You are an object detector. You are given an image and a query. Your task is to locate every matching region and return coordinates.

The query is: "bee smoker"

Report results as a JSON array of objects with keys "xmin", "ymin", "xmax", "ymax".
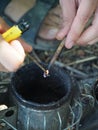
[{"xmin": 10, "ymin": 62, "xmax": 72, "ymax": 130}]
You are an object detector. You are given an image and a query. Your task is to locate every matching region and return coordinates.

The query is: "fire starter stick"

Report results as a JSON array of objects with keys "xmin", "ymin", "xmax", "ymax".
[{"xmin": 48, "ymin": 39, "xmax": 65, "ymax": 70}]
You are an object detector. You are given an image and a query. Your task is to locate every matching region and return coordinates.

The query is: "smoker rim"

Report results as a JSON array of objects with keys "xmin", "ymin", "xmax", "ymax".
[{"xmin": 10, "ymin": 63, "xmax": 72, "ymax": 110}]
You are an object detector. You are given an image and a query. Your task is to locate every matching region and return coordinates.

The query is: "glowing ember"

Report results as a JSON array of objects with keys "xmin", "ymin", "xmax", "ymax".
[{"xmin": 43, "ymin": 70, "xmax": 49, "ymax": 78}]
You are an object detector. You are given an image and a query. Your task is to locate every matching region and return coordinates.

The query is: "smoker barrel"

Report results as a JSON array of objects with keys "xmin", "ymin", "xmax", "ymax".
[
  {"xmin": 93, "ymin": 81, "xmax": 98, "ymax": 103},
  {"xmin": 10, "ymin": 62, "xmax": 72, "ymax": 130}
]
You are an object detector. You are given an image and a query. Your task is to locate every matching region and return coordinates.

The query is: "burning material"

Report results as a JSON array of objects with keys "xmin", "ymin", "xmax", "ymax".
[
  {"xmin": 43, "ymin": 69, "xmax": 50, "ymax": 78},
  {"xmin": 27, "ymin": 39, "xmax": 65, "ymax": 79},
  {"xmin": 27, "ymin": 53, "xmax": 50, "ymax": 78}
]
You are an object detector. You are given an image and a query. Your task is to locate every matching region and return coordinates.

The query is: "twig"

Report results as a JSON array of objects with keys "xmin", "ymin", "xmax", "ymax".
[
  {"xmin": 67, "ymin": 56, "xmax": 98, "ymax": 66},
  {"xmin": 27, "ymin": 54, "xmax": 49, "ymax": 77},
  {"xmin": 55, "ymin": 61, "xmax": 88, "ymax": 77},
  {"xmin": 27, "ymin": 54, "xmax": 46, "ymax": 72},
  {"xmin": 48, "ymin": 39, "xmax": 65, "ymax": 69},
  {"xmin": 30, "ymin": 50, "xmax": 41, "ymax": 63},
  {"xmin": 0, "ymin": 119, "xmax": 17, "ymax": 130},
  {"xmin": 0, "ymin": 81, "xmax": 9, "ymax": 85}
]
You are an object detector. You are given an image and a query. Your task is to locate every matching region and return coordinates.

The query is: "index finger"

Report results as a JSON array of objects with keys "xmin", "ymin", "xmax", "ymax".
[{"xmin": 65, "ymin": 0, "xmax": 98, "ymax": 49}]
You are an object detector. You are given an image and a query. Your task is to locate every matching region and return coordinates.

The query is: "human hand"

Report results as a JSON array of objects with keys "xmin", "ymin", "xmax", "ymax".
[
  {"xmin": 56, "ymin": 0, "xmax": 98, "ymax": 49},
  {"xmin": 0, "ymin": 17, "xmax": 32, "ymax": 72},
  {"xmin": 0, "ymin": 35, "xmax": 25, "ymax": 72}
]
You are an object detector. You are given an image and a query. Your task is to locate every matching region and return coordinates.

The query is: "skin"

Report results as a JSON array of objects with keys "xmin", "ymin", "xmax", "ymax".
[
  {"xmin": 56, "ymin": 0, "xmax": 98, "ymax": 49},
  {"xmin": 0, "ymin": 0, "xmax": 98, "ymax": 71},
  {"xmin": 0, "ymin": 17, "xmax": 32, "ymax": 72}
]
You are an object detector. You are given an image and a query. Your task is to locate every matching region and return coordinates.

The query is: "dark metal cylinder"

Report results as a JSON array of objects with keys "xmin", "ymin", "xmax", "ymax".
[{"xmin": 11, "ymin": 63, "xmax": 72, "ymax": 130}]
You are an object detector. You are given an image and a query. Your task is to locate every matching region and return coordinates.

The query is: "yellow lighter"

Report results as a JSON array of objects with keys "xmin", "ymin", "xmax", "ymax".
[
  {"xmin": 2, "ymin": 21, "xmax": 30, "ymax": 42},
  {"xmin": 2, "ymin": 21, "xmax": 50, "ymax": 77}
]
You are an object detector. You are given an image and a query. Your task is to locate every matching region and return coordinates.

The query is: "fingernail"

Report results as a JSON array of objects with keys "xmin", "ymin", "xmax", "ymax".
[{"xmin": 66, "ymin": 41, "xmax": 74, "ymax": 49}]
